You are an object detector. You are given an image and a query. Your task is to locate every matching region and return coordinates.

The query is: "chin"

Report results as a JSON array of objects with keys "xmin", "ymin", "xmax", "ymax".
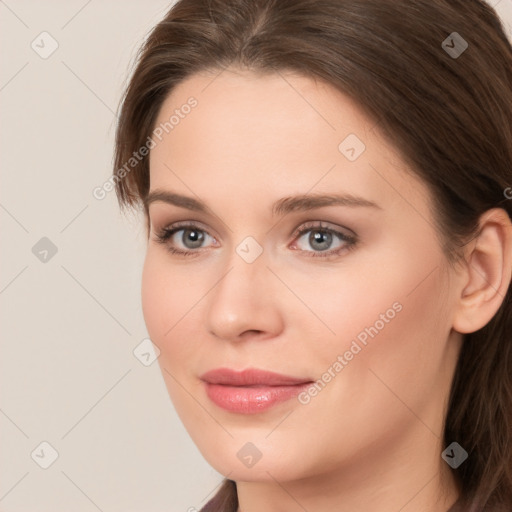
[{"xmin": 195, "ymin": 437, "xmax": 315, "ymax": 483}]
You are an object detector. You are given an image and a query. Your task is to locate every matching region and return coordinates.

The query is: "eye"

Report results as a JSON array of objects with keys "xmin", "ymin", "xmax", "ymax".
[
  {"xmin": 290, "ymin": 221, "xmax": 357, "ymax": 258},
  {"xmin": 153, "ymin": 221, "xmax": 216, "ymax": 257}
]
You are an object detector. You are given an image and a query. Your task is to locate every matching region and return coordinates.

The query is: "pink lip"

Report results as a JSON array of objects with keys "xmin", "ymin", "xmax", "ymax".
[{"xmin": 200, "ymin": 368, "xmax": 313, "ymax": 414}]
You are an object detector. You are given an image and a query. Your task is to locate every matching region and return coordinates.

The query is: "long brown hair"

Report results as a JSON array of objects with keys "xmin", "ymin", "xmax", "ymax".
[{"xmin": 113, "ymin": 1, "xmax": 512, "ymax": 510}]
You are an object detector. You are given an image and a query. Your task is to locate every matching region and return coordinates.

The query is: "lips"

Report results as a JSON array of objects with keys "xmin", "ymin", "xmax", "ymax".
[
  {"xmin": 200, "ymin": 368, "xmax": 314, "ymax": 414},
  {"xmin": 200, "ymin": 367, "xmax": 312, "ymax": 386}
]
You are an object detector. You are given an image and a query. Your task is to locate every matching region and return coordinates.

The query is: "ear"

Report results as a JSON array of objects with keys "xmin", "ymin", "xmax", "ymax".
[{"xmin": 452, "ymin": 208, "xmax": 512, "ymax": 334}]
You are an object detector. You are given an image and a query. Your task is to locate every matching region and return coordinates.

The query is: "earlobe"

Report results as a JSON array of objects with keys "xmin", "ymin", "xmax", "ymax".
[{"xmin": 452, "ymin": 208, "xmax": 512, "ymax": 334}]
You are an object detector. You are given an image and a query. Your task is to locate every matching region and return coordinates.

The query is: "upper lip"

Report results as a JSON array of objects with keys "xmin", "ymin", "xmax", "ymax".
[{"xmin": 200, "ymin": 368, "xmax": 313, "ymax": 387}]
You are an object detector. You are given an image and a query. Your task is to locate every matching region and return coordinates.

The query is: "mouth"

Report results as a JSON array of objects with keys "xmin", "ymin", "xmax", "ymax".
[{"xmin": 199, "ymin": 368, "xmax": 314, "ymax": 414}]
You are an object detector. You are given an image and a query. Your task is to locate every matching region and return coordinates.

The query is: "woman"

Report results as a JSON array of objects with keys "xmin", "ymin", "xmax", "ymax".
[{"xmin": 112, "ymin": 1, "xmax": 512, "ymax": 510}]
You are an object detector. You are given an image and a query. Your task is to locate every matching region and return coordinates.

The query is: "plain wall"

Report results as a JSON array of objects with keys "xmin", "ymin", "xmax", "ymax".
[{"xmin": 1, "ymin": 1, "xmax": 511, "ymax": 510}]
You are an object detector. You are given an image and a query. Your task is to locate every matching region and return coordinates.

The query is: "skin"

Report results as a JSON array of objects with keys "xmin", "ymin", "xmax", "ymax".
[{"xmin": 141, "ymin": 67, "xmax": 512, "ymax": 512}]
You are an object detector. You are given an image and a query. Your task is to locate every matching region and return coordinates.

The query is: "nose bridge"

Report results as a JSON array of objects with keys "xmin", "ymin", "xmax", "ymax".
[
  {"xmin": 205, "ymin": 240, "xmax": 282, "ymax": 341},
  {"xmin": 216, "ymin": 232, "xmax": 269, "ymax": 300}
]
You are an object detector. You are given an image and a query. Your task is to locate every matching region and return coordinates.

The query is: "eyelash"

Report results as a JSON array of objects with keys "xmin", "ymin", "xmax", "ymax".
[{"xmin": 153, "ymin": 221, "xmax": 357, "ymax": 259}]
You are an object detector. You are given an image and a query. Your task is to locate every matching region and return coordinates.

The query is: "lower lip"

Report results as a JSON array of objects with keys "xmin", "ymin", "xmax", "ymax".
[{"xmin": 203, "ymin": 382, "xmax": 312, "ymax": 414}]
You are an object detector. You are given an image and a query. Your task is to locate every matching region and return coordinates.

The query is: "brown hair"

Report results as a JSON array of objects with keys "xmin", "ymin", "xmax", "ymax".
[{"xmin": 113, "ymin": 1, "xmax": 512, "ymax": 510}]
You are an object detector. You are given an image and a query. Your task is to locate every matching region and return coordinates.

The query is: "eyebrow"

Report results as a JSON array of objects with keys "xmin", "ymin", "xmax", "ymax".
[{"xmin": 144, "ymin": 189, "xmax": 381, "ymax": 216}]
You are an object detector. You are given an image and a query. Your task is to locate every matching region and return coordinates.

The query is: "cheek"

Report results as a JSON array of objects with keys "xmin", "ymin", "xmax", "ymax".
[
  {"xmin": 309, "ymin": 256, "xmax": 451, "ymax": 424},
  {"xmin": 141, "ymin": 249, "xmax": 215, "ymax": 387},
  {"xmin": 306, "ymin": 240, "xmax": 448, "ymax": 359},
  {"xmin": 141, "ymin": 253, "xmax": 167, "ymax": 339},
  {"xmin": 141, "ymin": 251, "xmax": 191, "ymax": 351},
  {"xmin": 278, "ymin": 252, "xmax": 409, "ymax": 361},
  {"xmin": 141, "ymin": 252, "xmax": 201, "ymax": 409},
  {"xmin": 292, "ymin": 242, "xmax": 451, "ymax": 395}
]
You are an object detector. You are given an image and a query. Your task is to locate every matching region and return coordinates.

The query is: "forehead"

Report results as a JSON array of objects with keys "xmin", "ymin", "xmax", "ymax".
[
  {"xmin": 150, "ymin": 67, "xmax": 374, "ymax": 165},
  {"xmin": 148, "ymin": 67, "xmax": 429, "ymax": 218}
]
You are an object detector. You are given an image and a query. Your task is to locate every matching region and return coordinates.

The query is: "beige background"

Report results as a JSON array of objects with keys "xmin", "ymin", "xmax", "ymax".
[{"xmin": 1, "ymin": 1, "xmax": 511, "ymax": 511}]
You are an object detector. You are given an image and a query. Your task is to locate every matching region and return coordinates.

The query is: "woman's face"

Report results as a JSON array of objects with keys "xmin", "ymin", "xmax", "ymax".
[{"xmin": 142, "ymin": 68, "xmax": 464, "ymax": 483}]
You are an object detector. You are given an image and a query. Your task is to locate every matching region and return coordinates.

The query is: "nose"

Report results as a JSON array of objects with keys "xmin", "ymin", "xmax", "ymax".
[{"xmin": 205, "ymin": 249, "xmax": 284, "ymax": 343}]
